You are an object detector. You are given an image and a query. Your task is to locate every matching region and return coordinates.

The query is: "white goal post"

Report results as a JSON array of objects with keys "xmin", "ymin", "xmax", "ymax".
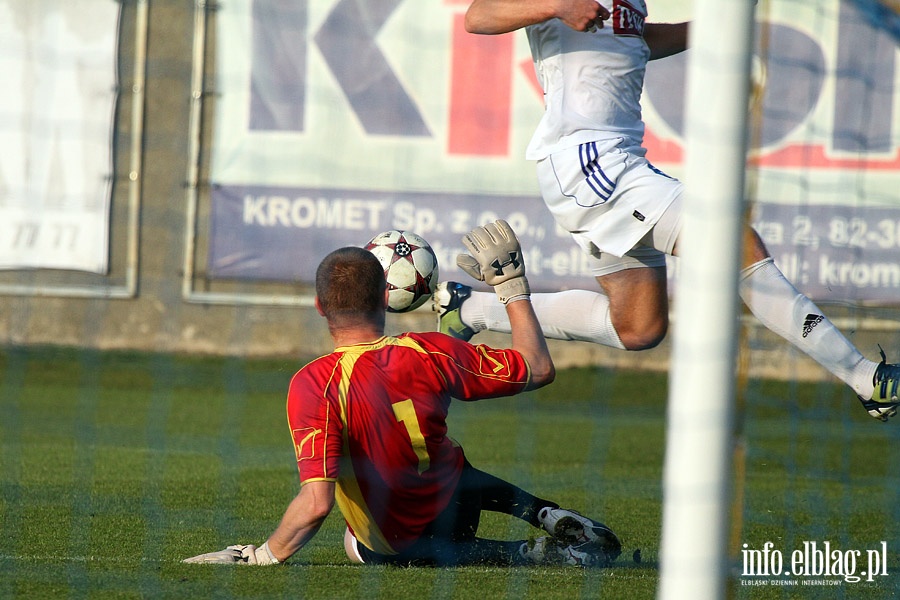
[{"xmin": 657, "ymin": 0, "xmax": 756, "ymax": 598}]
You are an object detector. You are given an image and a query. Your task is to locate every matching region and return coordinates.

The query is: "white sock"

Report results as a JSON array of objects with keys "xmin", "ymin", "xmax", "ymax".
[
  {"xmin": 462, "ymin": 289, "xmax": 626, "ymax": 350},
  {"xmin": 739, "ymin": 258, "xmax": 878, "ymax": 397}
]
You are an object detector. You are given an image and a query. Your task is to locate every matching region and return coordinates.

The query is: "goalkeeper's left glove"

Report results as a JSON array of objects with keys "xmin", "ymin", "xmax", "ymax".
[
  {"xmin": 182, "ymin": 542, "xmax": 280, "ymax": 565},
  {"xmin": 457, "ymin": 220, "xmax": 530, "ymax": 304}
]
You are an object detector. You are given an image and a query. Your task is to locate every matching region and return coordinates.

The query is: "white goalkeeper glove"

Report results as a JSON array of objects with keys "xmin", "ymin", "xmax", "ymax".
[
  {"xmin": 457, "ymin": 220, "xmax": 531, "ymax": 304},
  {"xmin": 182, "ymin": 542, "xmax": 280, "ymax": 565}
]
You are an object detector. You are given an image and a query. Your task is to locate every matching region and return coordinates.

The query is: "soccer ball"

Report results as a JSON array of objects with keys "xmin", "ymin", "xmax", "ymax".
[{"xmin": 365, "ymin": 230, "xmax": 439, "ymax": 313}]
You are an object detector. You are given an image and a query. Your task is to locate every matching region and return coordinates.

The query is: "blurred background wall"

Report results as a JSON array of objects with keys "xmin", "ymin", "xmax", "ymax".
[{"xmin": 1, "ymin": 0, "xmax": 897, "ymax": 380}]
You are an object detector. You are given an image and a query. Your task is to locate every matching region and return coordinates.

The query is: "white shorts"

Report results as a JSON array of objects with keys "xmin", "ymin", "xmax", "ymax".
[{"xmin": 536, "ymin": 138, "xmax": 683, "ymax": 276}]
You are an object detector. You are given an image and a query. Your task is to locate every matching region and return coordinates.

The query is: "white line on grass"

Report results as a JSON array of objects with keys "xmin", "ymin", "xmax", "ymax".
[{"xmin": 0, "ymin": 554, "xmax": 168, "ymax": 564}]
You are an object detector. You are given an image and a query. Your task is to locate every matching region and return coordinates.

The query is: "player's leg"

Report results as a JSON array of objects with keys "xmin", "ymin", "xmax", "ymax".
[
  {"xmin": 409, "ymin": 536, "xmax": 605, "ymax": 567},
  {"xmin": 456, "ymin": 461, "xmax": 622, "ymax": 564},
  {"xmin": 344, "ymin": 509, "xmax": 526, "ymax": 566},
  {"xmin": 454, "ymin": 461, "xmax": 556, "ymax": 526},
  {"xmin": 434, "ymin": 283, "xmax": 625, "ymax": 347},
  {"xmin": 342, "ymin": 461, "xmax": 552, "ymax": 567},
  {"xmin": 433, "ymin": 252, "xmax": 667, "ymax": 350},
  {"xmin": 593, "ymin": 177, "xmax": 682, "ymax": 351},
  {"xmin": 736, "ymin": 225, "xmax": 877, "ymax": 391},
  {"xmin": 596, "ymin": 262, "xmax": 668, "ymax": 350},
  {"xmin": 732, "ymin": 225, "xmax": 898, "ymax": 419},
  {"xmin": 662, "ymin": 193, "xmax": 896, "ymax": 419},
  {"xmin": 358, "ymin": 461, "xmax": 543, "ymax": 566},
  {"xmin": 346, "ymin": 519, "xmax": 601, "ymax": 567}
]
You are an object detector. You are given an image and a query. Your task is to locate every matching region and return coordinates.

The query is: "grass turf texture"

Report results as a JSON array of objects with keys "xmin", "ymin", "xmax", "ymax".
[{"xmin": 2, "ymin": 345, "xmax": 899, "ymax": 598}]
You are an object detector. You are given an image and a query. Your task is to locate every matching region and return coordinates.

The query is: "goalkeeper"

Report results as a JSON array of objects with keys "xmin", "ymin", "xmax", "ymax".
[{"xmin": 184, "ymin": 221, "xmax": 621, "ymax": 568}]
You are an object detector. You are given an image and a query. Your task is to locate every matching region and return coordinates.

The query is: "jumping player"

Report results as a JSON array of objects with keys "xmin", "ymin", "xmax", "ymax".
[
  {"xmin": 434, "ymin": 0, "xmax": 900, "ymax": 421},
  {"xmin": 183, "ymin": 221, "xmax": 621, "ymax": 567}
]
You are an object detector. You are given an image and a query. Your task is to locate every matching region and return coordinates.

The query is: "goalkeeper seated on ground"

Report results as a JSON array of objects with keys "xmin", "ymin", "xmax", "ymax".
[{"xmin": 184, "ymin": 221, "xmax": 621, "ymax": 568}]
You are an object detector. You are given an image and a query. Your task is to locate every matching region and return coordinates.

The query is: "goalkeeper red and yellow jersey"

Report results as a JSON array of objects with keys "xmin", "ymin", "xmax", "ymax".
[{"xmin": 286, "ymin": 331, "xmax": 531, "ymax": 555}]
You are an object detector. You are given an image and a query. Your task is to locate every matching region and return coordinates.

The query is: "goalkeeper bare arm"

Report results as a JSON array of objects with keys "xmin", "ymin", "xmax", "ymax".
[
  {"xmin": 265, "ymin": 480, "xmax": 335, "ymax": 561},
  {"xmin": 457, "ymin": 220, "xmax": 554, "ymax": 390},
  {"xmin": 182, "ymin": 480, "xmax": 335, "ymax": 565}
]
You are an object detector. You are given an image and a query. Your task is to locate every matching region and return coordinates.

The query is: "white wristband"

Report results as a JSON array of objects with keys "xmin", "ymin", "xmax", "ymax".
[
  {"xmin": 495, "ymin": 276, "xmax": 531, "ymax": 305},
  {"xmin": 259, "ymin": 541, "xmax": 280, "ymax": 565}
]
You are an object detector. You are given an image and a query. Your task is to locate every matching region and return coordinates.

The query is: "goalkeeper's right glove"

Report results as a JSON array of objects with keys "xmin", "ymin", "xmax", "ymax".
[
  {"xmin": 182, "ymin": 542, "xmax": 280, "ymax": 565},
  {"xmin": 456, "ymin": 220, "xmax": 531, "ymax": 304}
]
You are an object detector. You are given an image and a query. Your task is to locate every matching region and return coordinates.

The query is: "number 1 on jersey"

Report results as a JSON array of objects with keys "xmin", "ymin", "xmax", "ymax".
[{"xmin": 392, "ymin": 399, "xmax": 431, "ymax": 474}]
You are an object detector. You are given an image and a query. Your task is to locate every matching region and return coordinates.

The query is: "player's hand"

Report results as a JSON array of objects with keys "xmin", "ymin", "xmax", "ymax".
[
  {"xmin": 457, "ymin": 220, "xmax": 531, "ymax": 304},
  {"xmin": 183, "ymin": 543, "xmax": 280, "ymax": 565},
  {"xmin": 182, "ymin": 546, "xmax": 244, "ymax": 564},
  {"xmin": 558, "ymin": 0, "xmax": 610, "ymax": 33}
]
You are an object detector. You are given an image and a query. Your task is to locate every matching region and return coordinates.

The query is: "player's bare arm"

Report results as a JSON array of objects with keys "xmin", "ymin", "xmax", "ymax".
[
  {"xmin": 506, "ymin": 299, "xmax": 555, "ymax": 390},
  {"xmin": 181, "ymin": 480, "xmax": 335, "ymax": 565},
  {"xmin": 266, "ymin": 480, "xmax": 336, "ymax": 561},
  {"xmin": 644, "ymin": 22, "xmax": 689, "ymax": 60},
  {"xmin": 465, "ymin": 0, "xmax": 609, "ymax": 34}
]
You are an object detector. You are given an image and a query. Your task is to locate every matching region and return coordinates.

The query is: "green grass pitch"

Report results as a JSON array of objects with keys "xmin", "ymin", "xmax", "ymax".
[{"xmin": 1, "ymin": 345, "xmax": 899, "ymax": 598}]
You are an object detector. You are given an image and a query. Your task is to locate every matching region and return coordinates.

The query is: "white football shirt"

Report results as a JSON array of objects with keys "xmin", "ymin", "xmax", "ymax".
[{"xmin": 525, "ymin": 0, "xmax": 650, "ymax": 160}]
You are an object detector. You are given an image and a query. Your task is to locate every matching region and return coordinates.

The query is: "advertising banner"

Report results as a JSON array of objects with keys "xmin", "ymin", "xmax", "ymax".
[
  {"xmin": 0, "ymin": 0, "xmax": 119, "ymax": 273},
  {"xmin": 210, "ymin": 0, "xmax": 900, "ymax": 302}
]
